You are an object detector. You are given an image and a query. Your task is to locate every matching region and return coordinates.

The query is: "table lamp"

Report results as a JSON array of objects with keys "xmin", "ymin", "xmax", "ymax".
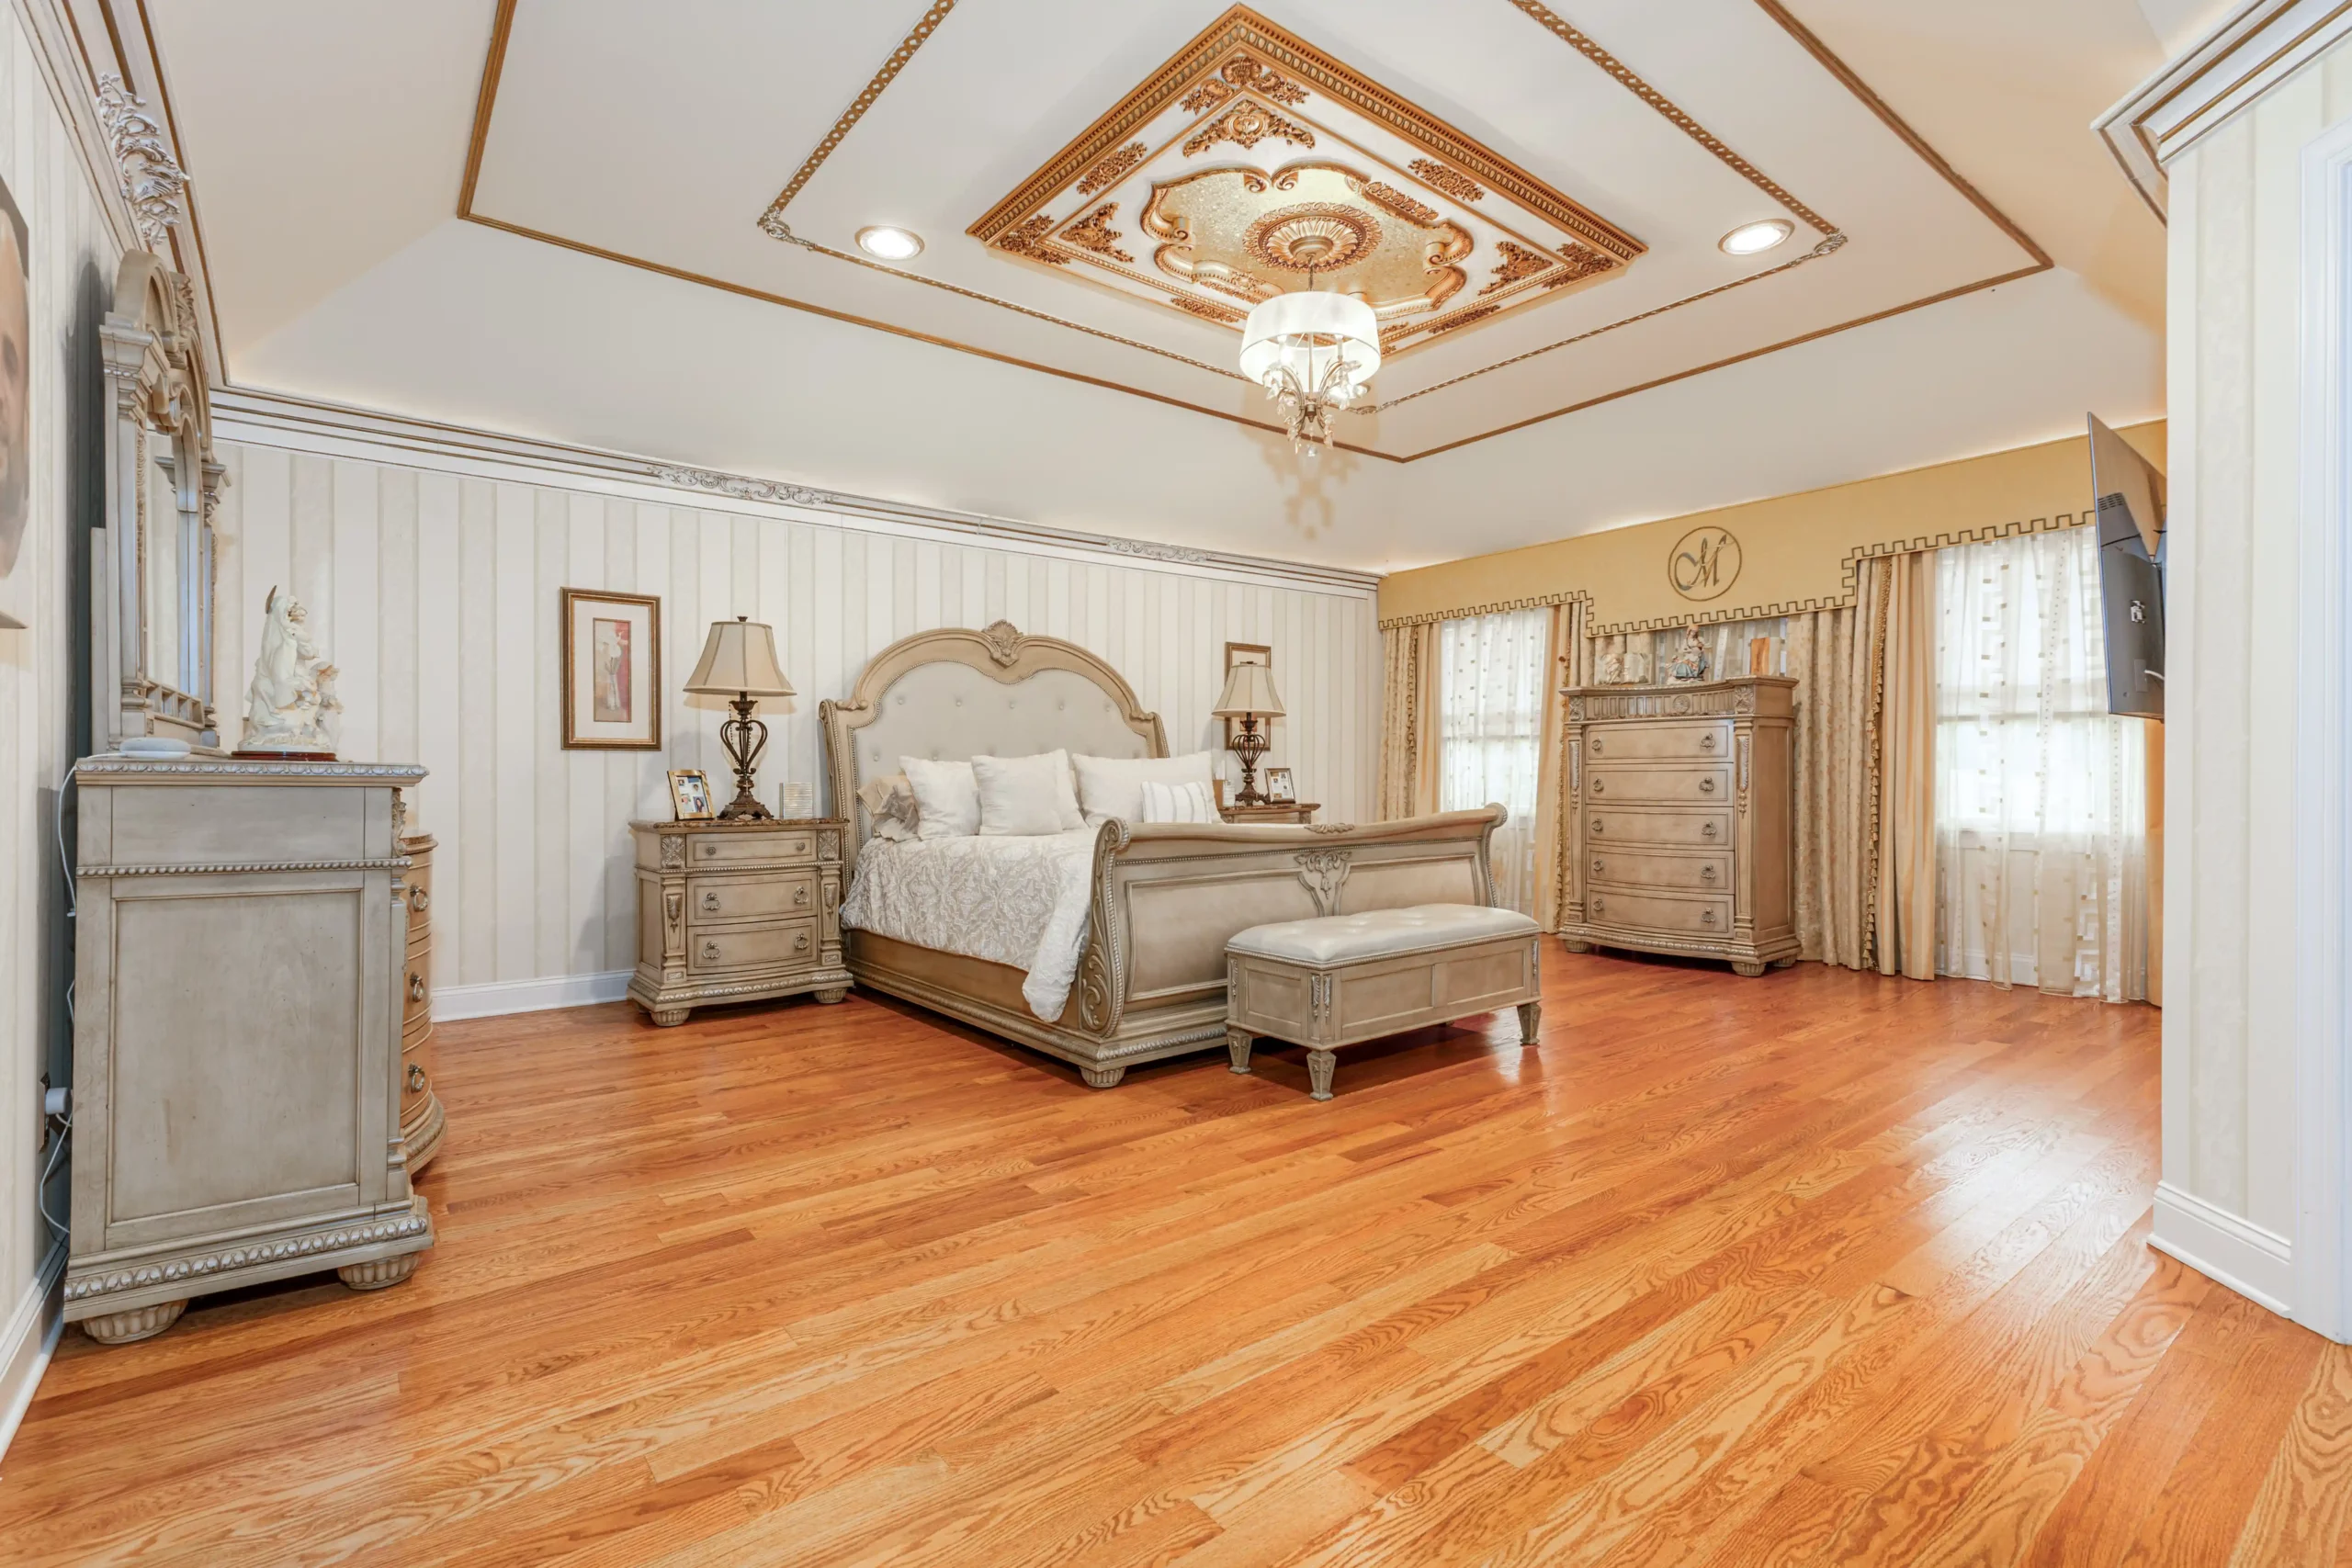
[
  {"xmin": 683, "ymin": 615, "xmax": 795, "ymax": 820},
  {"xmin": 1212, "ymin": 662, "xmax": 1285, "ymax": 806}
]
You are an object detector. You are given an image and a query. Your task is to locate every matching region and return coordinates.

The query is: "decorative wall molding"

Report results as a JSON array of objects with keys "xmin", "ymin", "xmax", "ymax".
[
  {"xmin": 94, "ymin": 73, "xmax": 187, "ymax": 249},
  {"xmin": 753, "ymin": 0, "xmax": 961, "ymax": 232},
  {"xmin": 434, "ymin": 970, "xmax": 635, "ymax": 1021},
  {"xmin": 0, "ymin": 1242, "xmax": 65, "ymax": 1465},
  {"xmin": 208, "ymin": 387, "xmax": 1379, "ymax": 596},
  {"xmin": 2097, "ymin": 0, "xmax": 2352, "ymax": 219},
  {"xmin": 2153, "ymin": 1179, "xmax": 2296, "ymax": 1315}
]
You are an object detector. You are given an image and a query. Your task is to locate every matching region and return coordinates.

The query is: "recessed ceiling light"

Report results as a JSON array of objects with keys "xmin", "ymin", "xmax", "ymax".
[
  {"xmin": 855, "ymin": 225, "xmax": 924, "ymax": 261},
  {"xmin": 1719, "ymin": 220, "xmax": 1794, "ymax": 256}
]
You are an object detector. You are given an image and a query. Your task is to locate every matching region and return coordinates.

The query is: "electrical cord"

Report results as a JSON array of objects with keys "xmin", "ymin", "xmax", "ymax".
[
  {"xmin": 36, "ymin": 1111, "xmax": 70, "ymax": 1241},
  {"xmin": 41, "ymin": 761, "xmax": 75, "ymax": 1240}
]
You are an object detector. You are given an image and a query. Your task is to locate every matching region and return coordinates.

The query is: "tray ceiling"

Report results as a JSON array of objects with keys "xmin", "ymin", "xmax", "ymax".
[{"xmin": 455, "ymin": 0, "xmax": 2048, "ymax": 462}]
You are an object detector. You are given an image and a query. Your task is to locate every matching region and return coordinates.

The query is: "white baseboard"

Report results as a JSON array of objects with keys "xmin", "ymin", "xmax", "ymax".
[
  {"xmin": 2152, "ymin": 1180, "xmax": 2294, "ymax": 1316},
  {"xmin": 434, "ymin": 970, "xmax": 634, "ymax": 1021},
  {"xmin": 0, "ymin": 1239, "xmax": 67, "ymax": 1471}
]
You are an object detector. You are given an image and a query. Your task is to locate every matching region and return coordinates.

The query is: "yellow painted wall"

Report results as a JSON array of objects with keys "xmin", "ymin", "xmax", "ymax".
[{"xmin": 1378, "ymin": 421, "xmax": 2166, "ymax": 632}]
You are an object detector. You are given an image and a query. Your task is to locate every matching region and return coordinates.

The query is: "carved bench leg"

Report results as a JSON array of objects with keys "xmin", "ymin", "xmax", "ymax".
[
  {"xmin": 1080, "ymin": 1064, "xmax": 1126, "ymax": 1089},
  {"xmin": 1306, "ymin": 1049, "xmax": 1337, "ymax": 1101},
  {"xmin": 338, "ymin": 1253, "xmax": 423, "ymax": 1292},
  {"xmin": 80, "ymin": 1299, "xmax": 186, "ymax": 1345},
  {"xmin": 649, "ymin": 1006, "xmax": 690, "ymax": 1027},
  {"xmin": 1516, "ymin": 999, "xmax": 1542, "ymax": 1044},
  {"xmin": 1227, "ymin": 1027, "xmax": 1254, "ymax": 1074}
]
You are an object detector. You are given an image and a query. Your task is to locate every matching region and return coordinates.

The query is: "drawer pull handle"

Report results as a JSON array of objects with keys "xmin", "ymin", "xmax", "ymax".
[
  {"xmin": 1591, "ymin": 897, "xmax": 1605, "ymax": 916},
  {"xmin": 702, "ymin": 941, "xmax": 720, "ymax": 961},
  {"xmin": 408, "ymin": 1063, "xmax": 426, "ymax": 1091},
  {"xmin": 796, "ymin": 932, "xmax": 810, "ymax": 953},
  {"xmin": 700, "ymin": 842, "xmax": 718, "ymax": 858},
  {"xmin": 1592, "ymin": 779, "xmax": 1605, "ymax": 795},
  {"xmin": 408, "ymin": 973, "xmax": 425, "ymax": 1003},
  {"xmin": 702, "ymin": 890, "xmax": 721, "ymax": 912},
  {"xmin": 408, "ymin": 886, "xmax": 430, "ymax": 914},
  {"xmin": 1702, "ymin": 822, "xmax": 1718, "ymax": 840},
  {"xmin": 1591, "ymin": 738, "xmax": 1603, "ymax": 755},
  {"xmin": 795, "ymin": 886, "xmax": 810, "ymax": 907},
  {"xmin": 1702, "ymin": 910, "xmax": 1717, "ymax": 927},
  {"xmin": 1701, "ymin": 734, "xmax": 1717, "ymax": 751},
  {"xmin": 1592, "ymin": 859, "xmax": 1605, "ymax": 876},
  {"xmin": 1591, "ymin": 820, "xmax": 1605, "ymax": 836},
  {"xmin": 1699, "ymin": 779, "xmax": 1716, "ymax": 795},
  {"xmin": 1702, "ymin": 865, "xmax": 1717, "ymax": 884}
]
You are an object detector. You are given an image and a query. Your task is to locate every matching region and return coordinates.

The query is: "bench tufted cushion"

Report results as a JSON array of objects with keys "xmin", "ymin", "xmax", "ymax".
[{"xmin": 1227, "ymin": 904, "xmax": 1539, "ymax": 965}]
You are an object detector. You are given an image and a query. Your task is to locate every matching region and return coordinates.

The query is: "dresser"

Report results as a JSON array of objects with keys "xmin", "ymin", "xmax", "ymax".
[
  {"xmin": 1221, "ymin": 802, "xmax": 1319, "ymax": 825},
  {"xmin": 398, "ymin": 831, "xmax": 447, "ymax": 1172},
  {"xmin": 67, "ymin": 757, "xmax": 435, "ymax": 1345},
  {"xmin": 628, "ymin": 818, "xmax": 853, "ymax": 1025},
  {"xmin": 1558, "ymin": 677, "xmax": 1799, "ymax": 976}
]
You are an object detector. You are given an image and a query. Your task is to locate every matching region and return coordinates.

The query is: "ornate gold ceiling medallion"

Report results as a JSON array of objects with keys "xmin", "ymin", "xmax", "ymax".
[{"xmin": 971, "ymin": 6, "xmax": 1640, "ymax": 357}]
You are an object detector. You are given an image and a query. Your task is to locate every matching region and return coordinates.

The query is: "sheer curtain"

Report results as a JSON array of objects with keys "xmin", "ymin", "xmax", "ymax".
[
  {"xmin": 1935, "ymin": 527, "xmax": 2148, "ymax": 1000},
  {"xmin": 1440, "ymin": 609, "xmax": 1550, "ymax": 913}
]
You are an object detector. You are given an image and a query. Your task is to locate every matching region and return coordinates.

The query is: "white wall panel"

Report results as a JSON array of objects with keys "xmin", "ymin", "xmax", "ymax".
[{"xmin": 213, "ymin": 436, "xmax": 1382, "ymax": 1003}]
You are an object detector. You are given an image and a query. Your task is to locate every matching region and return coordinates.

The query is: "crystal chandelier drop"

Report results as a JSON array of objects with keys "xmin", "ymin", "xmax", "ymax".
[{"xmin": 1238, "ymin": 276, "xmax": 1381, "ymax": 456}]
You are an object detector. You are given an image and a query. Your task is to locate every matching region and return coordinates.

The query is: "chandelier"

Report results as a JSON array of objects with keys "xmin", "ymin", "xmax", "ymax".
[{"xmin": 1238, "ymin": 278, "xmax": 1381, "ymax": 456}]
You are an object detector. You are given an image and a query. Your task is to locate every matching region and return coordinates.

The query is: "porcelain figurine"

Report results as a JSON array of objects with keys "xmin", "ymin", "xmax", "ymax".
[
  {"xmin": 240, "ymin": 586, "xmax": 343, "ymax": 757},
  {"xmin": 1666, "ymin": 624, "xmax": 1710, "ymax": 684},
  {"xmin": 1597, "ymin": 649, "xmax": 1624, "ymax": 683}
]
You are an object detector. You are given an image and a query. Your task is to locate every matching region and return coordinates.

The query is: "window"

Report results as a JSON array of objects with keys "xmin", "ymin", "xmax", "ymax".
[
  {"xmin": 1934, "ymin": 526, "xmax": 2148, "ymax": 998},
  {"xmin": 1439, "ymin": 609, "xmax": 1549, "ymax": 913}
]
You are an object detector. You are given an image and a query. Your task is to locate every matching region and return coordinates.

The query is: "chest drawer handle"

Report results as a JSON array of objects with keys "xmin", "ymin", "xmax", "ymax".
[
  {"xmin": 795, "ymin": 886, "xmax": 811, "ymax": 907},
  {"xmin": 1702, "ymin": 909, "xmax": 1717, "ymax": 927},
  {"xmin": 408, "ymin": 1063, "xmax": 426, "ymax": 1091},
  {"xmin": 700, "ymin": 842, "xmax": 719, "ymax": 858},
  {"xmin": 1591, "ymin": 820, "xmax": 1605, "ymax": 836},
  {"xmin": 1702, "ymin": 822, "xmax": 1718, "ymax": 840},
  {"xmin": 795, "ymin": 931, "xmax": 810, "ymax": 953},
  {"xmin": 1699, "ymin": 778, "xmax": 1716, "ymax": 795},
  {"xmin": 1592, "ymin": 779, "xmax": 1605, "ymax": 795},
  {"xmin": 408, "ymin": 973, "xmax": 425, "ymax": 1003},
  {"xmin": 408, "ymin": 885, "xmax": 430, "ymax": 914},
  {"xmin": 1591, "ymin": 738, "xmax": 1603, "ymax": 755},
  {"xmin": 1591, "ymin": 897, "xmax": 1606, "ymax": 917},
  {"xmin": 1702, "ymin": 865, "xmax": 1717, "ymax": 884},
  {"xmin": 1701, "ymin": 734, "xmax": 1717, "ymax": 751},
  {"xmin": 1591, "ymin": 858, "xmax": 1605, "ymax": 876},
  {"xmin": 702, "ymin": 941, "xmax": 720, "ymax": 961},
  {"xmin": 701, "ymin": 890, "xmax": 721, "ymax": 913}
]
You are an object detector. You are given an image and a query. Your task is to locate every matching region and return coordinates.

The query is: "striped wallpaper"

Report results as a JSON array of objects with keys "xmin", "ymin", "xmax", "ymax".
[{"xmin": 211, "ymin": 439, "xmax": 1383, "ymax": 1005}]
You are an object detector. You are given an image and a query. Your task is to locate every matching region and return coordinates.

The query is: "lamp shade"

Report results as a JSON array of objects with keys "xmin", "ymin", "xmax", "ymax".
[
  {"xmin": 1238, "ymin": 290, "xmax": 1381, "ymax": 391},
  {"xmin": 1212, "ymin": 661, "xmax": 1285, "ymax": 718},
  {"xmin": 683, "ymin": 616, "xmax": 795, "ymax": 697}
]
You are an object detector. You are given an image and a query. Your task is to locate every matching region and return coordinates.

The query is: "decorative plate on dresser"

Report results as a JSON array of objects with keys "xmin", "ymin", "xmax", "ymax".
[
  {"xmin": 628, "ymin": 818, "xmax": 853, "ymax": 1026},
  {"xmin": 1557, "ymin": 677, "xmax": 1800, "ymax": 976},
  {"xmin": 398, "ymin": 831, "xmax": 446, "ymax": 1171}
]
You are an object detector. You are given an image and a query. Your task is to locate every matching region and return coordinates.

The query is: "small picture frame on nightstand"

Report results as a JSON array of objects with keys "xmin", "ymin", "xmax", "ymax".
[
  {"xmin": 1263, "ymin": 767, "xmax": 1295, "ymax": 804},
  {"xmin": 667, "ymin": 768, "xmax": 715, "ymax": 821}
]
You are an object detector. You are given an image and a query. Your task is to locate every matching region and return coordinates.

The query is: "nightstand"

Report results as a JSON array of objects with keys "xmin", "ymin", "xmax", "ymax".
[
  {"xmin": 628, "ymin": 818, "xmax": 852, "ymax": 1026},
  {"xmin": 1221, "ymin": 801, "xmax": 1318, "ymax": 825}
]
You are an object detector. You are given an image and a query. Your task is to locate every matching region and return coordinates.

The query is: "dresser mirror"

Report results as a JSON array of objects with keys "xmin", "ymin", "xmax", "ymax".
[{"xmin": 94, "ymin": 250, "xmax": 220, "ymax": 751}]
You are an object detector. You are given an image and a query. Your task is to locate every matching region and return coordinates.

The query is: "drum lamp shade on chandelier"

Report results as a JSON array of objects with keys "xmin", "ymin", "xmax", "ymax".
[
  {"xmin": 684, "ymin": 616, "xmax": 794, "ymax": 821},
  {"xmin": 1212, "ymin": 661, "xmax": 1287, "ymax": 806}
]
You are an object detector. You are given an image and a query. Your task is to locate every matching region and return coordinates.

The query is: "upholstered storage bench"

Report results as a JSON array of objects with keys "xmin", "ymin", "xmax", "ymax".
[{"xmin": 1225, "ymin": 904, "xmax": 1544, "ymax": 1100}]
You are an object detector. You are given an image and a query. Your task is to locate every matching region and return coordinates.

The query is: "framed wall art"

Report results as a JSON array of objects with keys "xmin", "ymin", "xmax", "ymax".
[
  {"xmin": 561, "ymin": 588, "xmax": 661, "ymax": 749},
  {"xmin": 1221, "ymin": 641, "xmax": 1272, "ymax": 748},
  {"xmin": 0, "ymin": 173, "xmax": 29, "ymax": 629}
]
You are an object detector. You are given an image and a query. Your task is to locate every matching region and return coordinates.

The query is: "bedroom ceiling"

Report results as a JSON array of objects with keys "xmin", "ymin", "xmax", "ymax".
[{"xmin": 129, "ymin": 0, "xmax": 2176, "ymax": 570}]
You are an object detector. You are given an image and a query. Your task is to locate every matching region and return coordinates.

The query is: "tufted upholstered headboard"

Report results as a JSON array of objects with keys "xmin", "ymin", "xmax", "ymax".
[{"xmin": 820, "ymin": 621, "xmax": 1166, "ymax": 875}]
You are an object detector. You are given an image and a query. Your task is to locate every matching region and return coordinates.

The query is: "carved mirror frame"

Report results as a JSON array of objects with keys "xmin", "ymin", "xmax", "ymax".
[{"xmin": 95, "ymin": 250, "xmax": 222, "ymax": 750}]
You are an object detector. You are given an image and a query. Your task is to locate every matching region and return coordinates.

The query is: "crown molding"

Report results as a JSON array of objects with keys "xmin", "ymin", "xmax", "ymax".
[
  {"xmin": 2097, "ymin": 0, "xmax": 2352, "ymax": 220},
  {"xmin": 207, "ymin": 386, "xmax": 1381, "ymax": 597}
]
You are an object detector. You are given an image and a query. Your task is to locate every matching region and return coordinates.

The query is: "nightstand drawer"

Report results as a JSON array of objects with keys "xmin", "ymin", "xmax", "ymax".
[
  {"xmin": 402, "ymin": 949, "xmax": 431, "ymax": 1027},
  {"xmin": 1587, "ymin": 848, "xmax": 1732, "ymax": 894},
  {"xmin": 690, "ymin": 872, "xmax": 817, "ymax": 925},
  {"xmin": 1587, "ymin": 765, "xmax": 1731, "ymax": 807},
  {"xmin": 1586, "ymin": 808, "xmax": 1731, "ymax": 848},
  {"xmin": 1586, "ymin": 888, "xmax": 1734, "ymax": 939},
  {"xmin": 689, "ymin": 830, "xmax": 817, "ymax": 868},
  {"xmin": 690, "ymin": 919, "xmax": 818, "ymax": 973}
]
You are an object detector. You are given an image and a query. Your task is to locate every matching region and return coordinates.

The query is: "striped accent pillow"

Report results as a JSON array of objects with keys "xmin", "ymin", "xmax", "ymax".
[{"xmin": 1138, "ymin": 779, "xmax": 1218, "ymax": 824}]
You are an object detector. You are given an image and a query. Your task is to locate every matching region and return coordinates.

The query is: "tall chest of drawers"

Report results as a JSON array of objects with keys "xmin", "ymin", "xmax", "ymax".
[
  {"xmin": 628, "ymin": 818, "xmax": 853, "ymax": 1026},
  {"xmin": 1558, "ymin": 677, "xmax": 1800, "ymax": 976}
]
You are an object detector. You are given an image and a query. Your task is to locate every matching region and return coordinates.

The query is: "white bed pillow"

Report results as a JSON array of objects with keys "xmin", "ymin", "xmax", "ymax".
[
  {"xmin": 899, "ymin": 756, "xmax": 982, "ymax": 839},
  {"xmin": 973, "ymin": 750, "xmax": 1084, "ymax": 836},
  {"xmin": 1139, "ymin": 779, "xmax": 1218, "ymax": 824},
  {"xmin": 1071, "ymin": 750, "xmax": 1218, "ymax": 824}
]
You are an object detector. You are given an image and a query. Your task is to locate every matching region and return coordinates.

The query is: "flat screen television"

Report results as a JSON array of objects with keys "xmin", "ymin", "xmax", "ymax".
[{"xmin": 2087, "ymin": 414, "xmax": 2165, "ymax": 720}]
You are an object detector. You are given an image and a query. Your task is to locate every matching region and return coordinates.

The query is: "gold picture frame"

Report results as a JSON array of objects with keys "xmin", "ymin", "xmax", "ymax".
[
  {"xmin": 1222, "ymin": 640, "xmax": 1272, "ymax": 748},
  {"xmin": 667, "ymin": 768, "xmax": 715, "ymax": 821},
  {"xmin": 1263, "ymin": 766, "xmax": 1295, "ymax": 805},
  {"xmin": 561, "ymin": 588, "xmax": 662, "ymax": 750}
]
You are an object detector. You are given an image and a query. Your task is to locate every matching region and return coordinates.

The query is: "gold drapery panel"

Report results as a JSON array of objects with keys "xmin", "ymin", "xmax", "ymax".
[
  {"xmin": 1786, "ymin": 575, "xmax": 1881, "ymax": 971},
  {"xmin": 1378, "ymin": 622, "xmax": 1442, "ymax": 820},
  {"xmin": 1876, "ymin": 550, "xmax": 1938, "ymax": 979},
  {"xmin": 1533, "ymin": 599, "xmax": 1587, "ymax": 931}
]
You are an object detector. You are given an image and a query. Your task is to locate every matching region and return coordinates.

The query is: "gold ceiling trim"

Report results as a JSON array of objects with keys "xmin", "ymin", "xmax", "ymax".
[
  {"xmin": 453, "ymin": 0, "xmax": 2054, "ymax": 462},
  {"xmin": 753, "ymin": 0, "xmax": 961, "ymax": 231},
  {"xmin": 967, "ymin": 6, "xmax": 1645, "ymax": 264}
]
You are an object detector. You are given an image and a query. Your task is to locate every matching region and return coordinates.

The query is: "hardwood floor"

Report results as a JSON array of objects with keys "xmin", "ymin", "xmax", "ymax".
[{"xmin": 6, "ymin": 951, "xmax": 2348, "ymax": 1566}]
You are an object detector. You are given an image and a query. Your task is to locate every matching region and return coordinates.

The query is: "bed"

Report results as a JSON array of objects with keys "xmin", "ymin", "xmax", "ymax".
[{"xmin": 820, "ymin": 621, "xmax": 1506, "ymax": 1087}]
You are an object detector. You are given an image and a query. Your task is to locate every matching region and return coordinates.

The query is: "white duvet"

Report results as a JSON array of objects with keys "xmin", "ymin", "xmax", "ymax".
[{"xmin": 839, "ymin": 829, "xmax": 1098, "ymax": 1021}]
